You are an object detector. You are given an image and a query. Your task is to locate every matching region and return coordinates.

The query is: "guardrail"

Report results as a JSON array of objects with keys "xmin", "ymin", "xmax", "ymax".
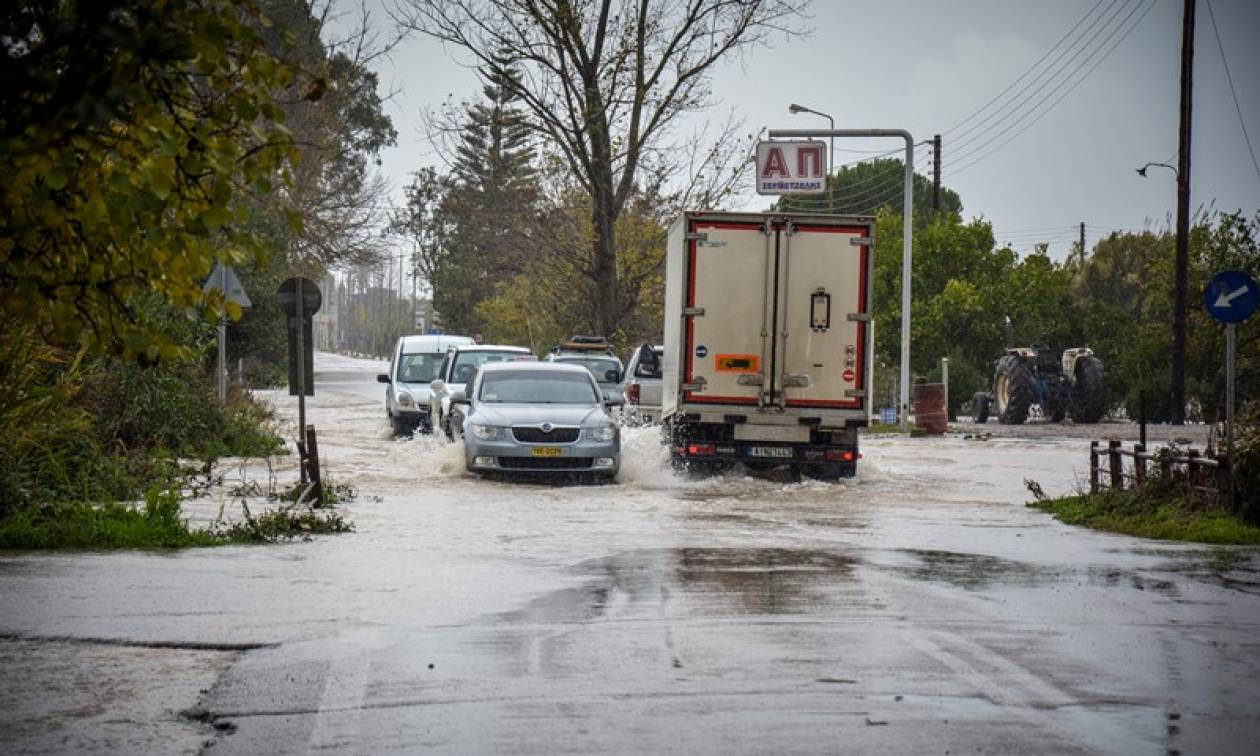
[{"xmin": 1089, "ymin": 439, "xmax": 1234, "ymax": 510}]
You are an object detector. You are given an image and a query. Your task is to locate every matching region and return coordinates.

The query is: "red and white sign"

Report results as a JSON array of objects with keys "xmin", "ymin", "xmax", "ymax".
[
  {"xmin": 756, "ymin": 140, "xmax": 827, "ymax": 195},
  {"xmin": 842, "ymin": 369, "xmax": 856, "ymax": 383}
]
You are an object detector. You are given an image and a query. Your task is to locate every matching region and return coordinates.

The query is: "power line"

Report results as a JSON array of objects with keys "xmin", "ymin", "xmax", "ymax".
[
  {"xmin": 949, "ymin": 0, "xmax": 1158, "ymax": 176},
  {"xmin": 1205, "ymin": 0, "xmax": 1260, "ymax": 186},
  {"xmin": 948, "ymin": 0, "xmax": 1131, "ymax": 151},
  {"xmin": 949, "ymin": 0, "xmax": 1147, "ymax": 165},
  {"xmin": 943, "ymin": 0, "xmax": 1110, "ymax": 137}
]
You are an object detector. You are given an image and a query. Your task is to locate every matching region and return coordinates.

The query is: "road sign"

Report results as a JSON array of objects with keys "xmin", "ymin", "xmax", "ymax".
[
  {"xmin": 202, "ymin": 262, "xmax": 251, "ymax": 308},
  {"xmin": 755, "ymin": 140, "xmax": 827, "ymax": 195},
  {"xmin": 278, "ymin": 276, "xmax": 322, "ymax": 317},
  {"xmin": 1203, "ymin": 269, "xmax": 1258, "ymax": 324}
]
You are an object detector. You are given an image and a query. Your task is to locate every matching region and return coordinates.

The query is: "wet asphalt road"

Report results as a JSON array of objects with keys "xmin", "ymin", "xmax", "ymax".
[{"xmin": 2, "ymin": 352, "xmax": 1259, "ymax": 755}]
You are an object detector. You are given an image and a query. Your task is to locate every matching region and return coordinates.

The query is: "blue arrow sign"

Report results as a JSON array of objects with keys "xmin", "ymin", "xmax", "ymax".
[{"xmin": 1204, "ymin": 270, "xmax": 1259, "ymax": 324}]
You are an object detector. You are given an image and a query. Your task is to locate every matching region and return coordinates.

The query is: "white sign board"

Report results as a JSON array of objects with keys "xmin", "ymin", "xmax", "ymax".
[{"xmin": 756, "ymin": 140, "xmax": 827, "ymax": 195}]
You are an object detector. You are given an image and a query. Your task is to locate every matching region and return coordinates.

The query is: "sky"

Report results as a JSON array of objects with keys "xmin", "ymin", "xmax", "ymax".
[{"xmin": 348, "ymin": 0, "xmax": 1260, "ymax": 261}]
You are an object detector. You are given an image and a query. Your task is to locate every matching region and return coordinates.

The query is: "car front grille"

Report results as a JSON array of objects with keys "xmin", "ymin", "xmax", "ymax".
[
  {"xmin": 498, "ymin": 456, "xmax": 593, "ymax": 470},
  {"xmin": 511, "ymin": 426, "xmax": 580, "ymax": 443}
]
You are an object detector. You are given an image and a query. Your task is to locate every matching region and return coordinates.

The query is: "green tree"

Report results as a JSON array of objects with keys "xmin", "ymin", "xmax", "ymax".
[{"xmin": 1, "ymin": 0, "xmax": 299, "ymax": 361}]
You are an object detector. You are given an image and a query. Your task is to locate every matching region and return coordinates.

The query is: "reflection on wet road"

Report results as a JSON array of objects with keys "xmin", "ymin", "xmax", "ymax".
[{"xmin": 1, "ymin": 351, "xmax": 1258, "ymax": 755}]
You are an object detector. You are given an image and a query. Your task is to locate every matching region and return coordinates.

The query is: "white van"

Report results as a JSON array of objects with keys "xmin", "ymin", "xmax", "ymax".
[{"xmin": 378, "ymin": 334, "xmax": 475, "ymax": 435}]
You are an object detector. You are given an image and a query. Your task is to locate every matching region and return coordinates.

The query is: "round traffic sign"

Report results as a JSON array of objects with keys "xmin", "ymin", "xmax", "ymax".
[
  {"xmin": 1203, "ymin": 270, "xmax": 1259, "ymax": 324},
  {"xmin": 277, "ymin": 277, "xmax": 322, "ymax": 317}
]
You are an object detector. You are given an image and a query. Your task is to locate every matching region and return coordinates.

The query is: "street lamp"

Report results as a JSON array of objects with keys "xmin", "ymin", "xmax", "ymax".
[
  {"xmin": 1136, "ymin": 162, "xmax": 1178, "ymax": 178},
  {"xmin": 788, "ymin": 103, "xmax": 834, "ymax": 178}
]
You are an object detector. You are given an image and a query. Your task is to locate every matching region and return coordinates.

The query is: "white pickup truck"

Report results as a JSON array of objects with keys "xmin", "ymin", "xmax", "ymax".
[{"xmin": 661, "ymin": 212, "xmax": 874, "ymax": 479}]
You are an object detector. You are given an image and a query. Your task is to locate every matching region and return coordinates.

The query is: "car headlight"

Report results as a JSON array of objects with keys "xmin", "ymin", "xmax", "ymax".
[
  {"xmin": 586, "ymin": 425, "xmax": 617, "ymax": 442},
  {"xmin": 397, "ymin": 391, "xmax": 414, "ymax": 407},
  {"xmin": 471, "ymin": 424, "xmax": 501, "ymax": 440}
]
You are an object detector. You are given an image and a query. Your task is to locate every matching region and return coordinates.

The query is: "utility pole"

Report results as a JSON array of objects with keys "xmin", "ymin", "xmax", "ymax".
[
  {"xmin": 932, "ymin": 134, "xmax": 942, "ymax": 213},
  {"xmin": 1172, "ymin": 0, "xmax": 1195, "ymax": 425},
  {"xmin": 1079, "ymin": 222, "xmax": 1086, "ymax": 263}
]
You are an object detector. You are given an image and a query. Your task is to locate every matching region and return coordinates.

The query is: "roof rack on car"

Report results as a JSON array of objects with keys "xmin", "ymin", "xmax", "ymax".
[{"xmin": 551, "ymin": 335, "xmax": 615, "ymax": 355}]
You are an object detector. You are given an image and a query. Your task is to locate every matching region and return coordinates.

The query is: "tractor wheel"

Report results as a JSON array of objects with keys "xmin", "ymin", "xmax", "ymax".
[
  {"xmin": 972, "ymin": 392, "xmax": 991, "ymax": 424},
  {"xmin": 993, "ymin": 356, "xmax": 1035, "ymax": 424},
  {"xmin": 1069, "ymin": 355, "xmax": 1106, "ymax": 423}
]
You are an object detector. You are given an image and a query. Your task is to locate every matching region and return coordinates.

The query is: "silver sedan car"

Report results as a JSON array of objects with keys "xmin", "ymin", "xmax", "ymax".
[{"xmin": 454, "ymin": 362, "xmax": 622, "ymax": 480}]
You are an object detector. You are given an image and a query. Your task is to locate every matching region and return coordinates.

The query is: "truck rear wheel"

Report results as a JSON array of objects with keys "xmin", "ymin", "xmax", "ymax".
[
  {"xmin": 994, "ymin": 356, "xmax": 1035, "ymax": 424},
  {"xmin": 1069, "ymin": 355, "xmax": 1106, "ymax": 423}
]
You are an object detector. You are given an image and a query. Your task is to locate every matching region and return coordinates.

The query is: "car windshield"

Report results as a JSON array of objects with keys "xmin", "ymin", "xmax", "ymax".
[
  {"xmin": 479, "ymin": 370, "xmax": 599, "ymax": 404},
  {"xmin": 451, "ymin": 351, "xmax": 526, "ymax": 385},
  {"xmin": 558, "ymin": 357, "xmax": 621, "ymax": 384},
  {"xmin": 397, "ymin": 352, "xmax": 443, "ymax": 383}
]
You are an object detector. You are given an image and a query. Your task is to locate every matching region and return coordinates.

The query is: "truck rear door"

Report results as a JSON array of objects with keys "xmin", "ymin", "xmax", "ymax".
[{"xmin": 682, "ymin": 216, "xmax": 870, "ymax": 412}]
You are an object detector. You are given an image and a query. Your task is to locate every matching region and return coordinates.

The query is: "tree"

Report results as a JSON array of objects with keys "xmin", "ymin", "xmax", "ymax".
[
  {"xmin": 395, "ymin": 0, "xmax": 806, "ymax": 335},
  {"xmin": 1, "ymin": 0, "xmax": 299, "ymax": 360},
  {"xmin": 259, "ymin": 0, "xmax": 399, "ymax": 272}
]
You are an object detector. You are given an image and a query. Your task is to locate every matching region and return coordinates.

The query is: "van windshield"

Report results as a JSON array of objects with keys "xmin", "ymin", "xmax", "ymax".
[
  {"xmin": 397, "ymin": 353, "xmax": 443, "ymax": 383},
  {"xmin": 451, "ymin": 351, "xmax": 528, "ymax": 385}
]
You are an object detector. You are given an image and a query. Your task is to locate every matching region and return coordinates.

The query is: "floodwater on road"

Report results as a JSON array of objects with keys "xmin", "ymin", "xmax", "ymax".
[{"xmin": 1, "ymin": 351, "xmax": 1257, "ymax": 755}]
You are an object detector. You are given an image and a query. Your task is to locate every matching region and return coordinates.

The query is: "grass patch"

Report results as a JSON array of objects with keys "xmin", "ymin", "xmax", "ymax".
[
  {"xmin": 1029, "ymin": 487, "xmax": 1260, "ymax": 545},
  {"xmin": 0, "ymin": 486, "xmax": 353, "ymax": 550}
]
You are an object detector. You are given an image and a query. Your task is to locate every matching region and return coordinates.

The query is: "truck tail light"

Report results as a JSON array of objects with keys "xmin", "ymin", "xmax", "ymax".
[
  {"xmin": 687, "ymin": 443, "xmax": 717, "ymax": 456},
  {"xmin": 627, "ymin": 383, "xmax": 641, "ymax": 403},
  {"xmin": 825, "ymin": 449, "xmax": 855, "ymax": 462}
]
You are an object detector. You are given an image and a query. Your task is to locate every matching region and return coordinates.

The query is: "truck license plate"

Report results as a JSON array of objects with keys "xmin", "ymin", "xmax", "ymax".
[
  {"xmin": 748, "ymin": 446, "xmax": 793, "ymax": 459},
  {"xmin": 532, "ymin": 447, "xmax": 562, "ymax": 457}
]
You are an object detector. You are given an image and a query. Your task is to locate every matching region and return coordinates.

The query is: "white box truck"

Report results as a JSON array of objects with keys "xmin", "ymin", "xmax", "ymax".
[{"xmin": 661, "ymin": 212, "xmax": 874, "ymax": 479}]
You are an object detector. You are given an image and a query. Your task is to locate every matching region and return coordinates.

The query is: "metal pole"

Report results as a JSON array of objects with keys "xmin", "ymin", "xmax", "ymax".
[
  {"xmin": 296, "ymin": 277, "xmax": 307, "ymax": 484},
  {"xmin": 1226, "ymin": 321, "xmax": 1235, "ymax": 467},
  {"xmin": 217, "ymin": 263, "xmax": 227, "ymax": 403},
  {"xmin": 941, "ymin": 356, "xmax": 949, "ymax": 419},
  {"xmin": 767, "ymin": 128, "xmax": 914, "ymax": 429}
]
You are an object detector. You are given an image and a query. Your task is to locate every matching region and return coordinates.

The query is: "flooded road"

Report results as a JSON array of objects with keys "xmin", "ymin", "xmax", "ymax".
[{"xmin": 2, "ymin": 352, "xmax": 1258, "ymax": 754}]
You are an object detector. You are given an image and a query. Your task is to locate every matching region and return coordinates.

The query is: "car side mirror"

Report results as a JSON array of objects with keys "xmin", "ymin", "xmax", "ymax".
[
  {"xmin": 605, "ymin": 395, "xmax": 625, "ymax": 408},
  {"xmin": 605, "ymin": 369, "xmax": 622, "ymax": 383},
  {"xmin": 430, "ymin": 378, "xmax": 445, "ymax": 392},
  {"xmin": 449, "ymin": 388, "xmax": 469, "ymax": 405},
  {"xmin": 377, "ymin": 374, "xmax": 391, "ymax": 384}
]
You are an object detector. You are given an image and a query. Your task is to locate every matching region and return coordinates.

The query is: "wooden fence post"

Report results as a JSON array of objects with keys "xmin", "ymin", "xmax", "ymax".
[
  {"xmin": 1187, "ymin": 449, "xmax": 1201, "ymax": 494},
  {"xmin": 1090, "ymin": 441, "xmax": 1100, "ymax": 493},
  {"xmin": 1108, "ymin": 439, "xmax": 1123, "ymax": 491},
  {"xmin": 1160, "ymin": 452, "xmax": 1173, "ymax": 482},
  {"xmin": 305, "ymin": 425, "xmax": 323, "ymax": 504},
  {"xmin": 1216, "ymin": 454, "xmax": 1231, "ymax": 512},
  {"xmin": 1134, "ymin": 444, "xmax": 1146, "ymax": 487}
]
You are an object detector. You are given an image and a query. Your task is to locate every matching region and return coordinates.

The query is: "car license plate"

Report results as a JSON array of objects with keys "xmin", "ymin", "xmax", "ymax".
[
  {"xmin": 532, "ymin": 446, "xmax": 562, "ymax": 457},
  {"xmin": 748, "ymin": 446, "xmax": 793, "ymax": 459}
]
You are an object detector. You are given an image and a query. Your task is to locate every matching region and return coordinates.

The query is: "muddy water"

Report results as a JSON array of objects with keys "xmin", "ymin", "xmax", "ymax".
[{"xmin": 2, "ymin": 351, "xmax": 1258, "ymax": 755}]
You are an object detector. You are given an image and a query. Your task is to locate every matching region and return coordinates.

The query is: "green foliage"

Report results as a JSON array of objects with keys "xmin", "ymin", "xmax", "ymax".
[
  {"xmin": 0, "ymin": 485, "xmax": 353, "ymax": 549},
  {"xmin": 0, "ymin": 487, "xmax": 221, "ymax": 550},
  {"xmin": 1029, "ymin": 490, "xmax": 1260, "ymax": 545},
  {"xmin": 1, "ymin": 0, "xmax": 300, "ymax": 361}
]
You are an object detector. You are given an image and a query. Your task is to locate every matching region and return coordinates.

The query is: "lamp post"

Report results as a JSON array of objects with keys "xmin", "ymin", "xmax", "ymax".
[
  {"xmin": 788, "ymin": 103, "xmax": 834, "ymax": 178},
  {"xmin": 1136, "ymin": 162, "xmax": 1178, "ymax": 178}
]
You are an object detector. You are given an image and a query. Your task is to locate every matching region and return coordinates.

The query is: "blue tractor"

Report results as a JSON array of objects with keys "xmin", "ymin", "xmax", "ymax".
[{"xmin": 973, "ymin": 346, "xmax": 1106, "ymax": 424}]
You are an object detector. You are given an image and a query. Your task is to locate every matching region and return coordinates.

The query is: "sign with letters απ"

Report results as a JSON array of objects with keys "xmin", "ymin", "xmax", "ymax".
[{"xmin": 756, "ymin": 140, "xmax": 827, "ymax": 195}]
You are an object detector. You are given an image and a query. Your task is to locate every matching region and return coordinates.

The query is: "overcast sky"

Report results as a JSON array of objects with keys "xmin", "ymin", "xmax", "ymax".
[{"xmin": 351, "ymin": 0, "xmax": 1259, "ymax": 260}]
